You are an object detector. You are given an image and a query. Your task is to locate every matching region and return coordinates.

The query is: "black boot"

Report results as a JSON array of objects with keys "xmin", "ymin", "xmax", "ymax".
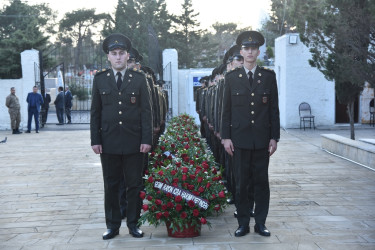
[
  {"xmin": 15, "ymin": 128, "xmax": 22, "ymax": 134},
  {"xmin": 12, "ymin": 129, "xmax": 16, "ymax": 134}
]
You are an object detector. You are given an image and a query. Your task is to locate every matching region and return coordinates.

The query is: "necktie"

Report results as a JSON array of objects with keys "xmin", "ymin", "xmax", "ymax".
[
  {"xmin": 116, "ymin": 72, "xmax": 122, "ymax": 90},
  {"xmin": 248, "ymin": 71, "xmax": 253, "ymax": 88}
]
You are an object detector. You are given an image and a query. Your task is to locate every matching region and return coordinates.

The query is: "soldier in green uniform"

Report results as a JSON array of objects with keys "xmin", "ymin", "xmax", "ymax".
[
  {"xmin": 5, "ymin": 87, "xmax": 22, "ymax": 134},
  {"xmin": 90, "ymin": 33, "xmax": 153, "ymax": 240},
  {"xmin": 221, "ymin": 31, "xmax": 280, "ymax": 237}
]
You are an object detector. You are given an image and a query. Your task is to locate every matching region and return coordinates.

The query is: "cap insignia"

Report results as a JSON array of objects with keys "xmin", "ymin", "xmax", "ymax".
[
  {"xmin": 259, "ymin": 73, "xmax": 262, "ymax": 76},
  {"xmin": 248, "ymin": 37, "xmax": 253, "ymax": 42},
  {"xmin": 107, "ymin": 73, "xmax": 110, "ymax": 76},
  {"xmin": 239, "ymin": 74, "xmax": 243, "ymax": 77}
]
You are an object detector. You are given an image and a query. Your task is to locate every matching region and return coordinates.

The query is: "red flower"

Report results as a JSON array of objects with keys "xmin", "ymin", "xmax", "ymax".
[
  {"xmin": 189, "ymin": 174, "xmax": 196, "ymax": 180},
  {"xmin": 176, "ymin": 162, "xmax": 181, "ymax": 167},
  {"xmin": 142, "ymin": 204, "xmax": 149, "ymax": 211},
  {"xmin": 206, "ymin": 182, "xmax": 211, "ymax": 189},
  {"xmin": 189, "ymin": 160, "xmax": 195, "ymax": 165},
  {"xmin": 173, "ymin": 178, "xmax": 179, "ymax": 183},
  {"xmin": 145, "ymin": 170, "xmax": 149, "ymax": 175},
  {"xmin": 197, "ymin": 177, "xmax": 203, "ymax": 183},
  {"xmin": 175, "ymin": 196, "xmax": 182, "ymax": 203},
  {"xmin": 211, "ymin": 194, "xmax": 216, "ymax": 199},
  {"xmin": 167, "ymin": 202, "xmax": 174, "ymax": 209},
  {"xmin": 214, "ymin": 204, "xmax": 220, "ymax": 211},
  {"xmin": 202, "ymin": 161, "xmax": 209, "ymax": 169},
  {"xmin": 212, "ymin": 168, "xmax": 217, "ymax": 174},
  {"xmin": 171, "ymin": 143, "xmax": 176, "ymax": 148},
  {"xmin": 147, "ymin": 176, "xmax": 154, "ymax": 183},
  {"xmin": 182, "ymin": 167, "xmax": 188, "ymax": 173},
  {"xmin": 188, "ymin": 200, "xmax": 195, "ymax": 208},
  {"xmin": 172, "ymin": 183, "xmax": 178, "ymax": 187},
  {"xmin": 150, "ymin": 152, "xmax": 155, "ymax": 157},
  {"xmin": 171, "ymin": 170, "xmax": 177, "ymax": 176},
  {"xmin": 218, "ymin": 191, "xmax": 225, "ymax": 198},
  {"xmin": 184, "ymin": 144, "xmax": 190, "ymax": 149},
  {"xmin": 139, "ymin": 191, "xmax": 146, "ymax": 200},
  {"xmin": 185, "ymin": 137, "xmax": 189, "ymax": 142},
  {"xmin": 151, "ymin": 205, "xmax": 156, "ymax": 211},
  {"xmin": 161, "ymin": 146, "xmax": 165, "ymax": 151},
  {"xmin": 181, "ymin": 212, "xmax": 187, "ymax": 219},
  {"xmin": 193, "ymin": 191, "xmax": 200, "ymax": 196},
  {"xmin": 155, "ymin": 199, "xmax": 162, "ymax": 205},
  {"xmin": 182, "ymin": 174, "xmax": 187, "ymax": 181},
  {"xmin": 166, "ymin": 192, "xmax": 173, "ymax": 198},
  {"xmin": 157, "ymin": 170, "xmax": 164, "ymax": 176},
  {"xmin": 188, "ymin": 184, "xmax": 194, "ymax": 190},
  {"xmin": 176, "ymin": 204, "xmax": 182, "ymax": 211},
  {"xmin": 163, "ymin": 211, "xmax": 170, "ymax": 218},
  {"xmin": 200, "ymin": 217, "xmax": 207, "ymax": 224},
  {"xmin": 156, "ymin": 212, "xmax": 163, "ymax": 219},
  {"xmin": 183, "ymin": 133, "xmax": 187, "ymax": 137},
  {"xmin": 162, "ymin": 204, "xmax": 167, "ymax": 211},
  {"xmin": 193, "ymin": 209, "xmax": 199, "ymax": 217},
  {"xmin": 198, "ymin": 186, "xmax": 205, "ymax": 193}
]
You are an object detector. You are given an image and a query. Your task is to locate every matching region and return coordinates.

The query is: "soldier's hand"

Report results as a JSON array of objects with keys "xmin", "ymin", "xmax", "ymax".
[
  {"xmin": 269, "ymin": 139, "xmax": 277, "ymax": 156},
  {"xmin": 140, "ymin": 144, "xmax": 151, "ymax": 153},
  {"xmin": 92, "ymin": 145, "xmax": 102, "ymax": 154},
  {"xmin": 223, "ymin": 139, "xmax": 234, "ymax": 156}
]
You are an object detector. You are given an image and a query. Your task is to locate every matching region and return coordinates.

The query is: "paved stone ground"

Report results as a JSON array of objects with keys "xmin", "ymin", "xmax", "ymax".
[{"xmin": 0, "ymin": 125, "xmax": 374, "ymax": 250}]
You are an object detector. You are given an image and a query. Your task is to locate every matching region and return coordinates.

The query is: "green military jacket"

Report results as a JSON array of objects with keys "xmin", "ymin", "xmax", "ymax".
[
  {"xmin": 221, "ymin": 66, "xmax": 280, "ymax": 150},
  {"xmin": 90, "ymin": 68, "xmax": 153, "ymax": 154}
]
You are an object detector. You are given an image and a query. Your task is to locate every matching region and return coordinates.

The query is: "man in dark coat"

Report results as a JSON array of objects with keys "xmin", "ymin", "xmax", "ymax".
[
  {"xmin": 90, "ymin": 33, "xmax": 152, "ymax": 240},
  {"xmin": 65, "ymin": 86, "xmax": 73, "ymax": 124},
  {"xmin": 54, "ymin": 86, "xmax": 64, "ymax": 125},
  {"xmin": 41, "ymin": 90, "xmax": 51, "ymax": 127},
  {"xmin": 26, "ymin": 86, "xmax": 44, "ymax": 133},
  {"xmin": 221, "ymin": 31, "xmax": 280, "ymax": 237}
]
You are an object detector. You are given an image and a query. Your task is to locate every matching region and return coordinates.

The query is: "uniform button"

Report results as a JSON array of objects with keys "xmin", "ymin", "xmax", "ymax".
[
  {"xmin": 119, "ymin": 101, "xmax": 122, "ymax": 105},
  {"xmin": 119, "ymin": 92, "xmax": 121, "ymax": 95},
  {"xmin": 251, "ymin": 102, "xmax": 254, "ymax": 105},
  {"xmin": 251, "ymin": 93, "xmax": 254, "ymax": 96},
  {"xmin": 119, "ymin": 121, "xmax": 122, "ymax": 125},
  {"xmin": 251, "ymin": 111, "xmax": 255, "ymax": 114},
  {"xmin": 119, "ymin": 111, "xmax": 122, "ymax": 115},
  {"xmin": 251, "ymin": 120, "xmax": 254, "ymax": 124}
]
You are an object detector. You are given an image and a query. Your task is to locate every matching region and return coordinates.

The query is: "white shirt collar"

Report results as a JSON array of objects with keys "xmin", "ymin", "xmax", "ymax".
[{"xmin": 244, "ymin": 65, "xmax": 257, "ymax": 79}]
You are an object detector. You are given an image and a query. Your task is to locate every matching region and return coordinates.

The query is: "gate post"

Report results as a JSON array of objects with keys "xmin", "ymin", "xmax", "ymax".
[
  {"xmin": 162, "ymin": 49, "xmax": 178, "ymax": 117},
  {"xmin": 20, "ymin": 49, "xmax": 40, "ymax": 130}
]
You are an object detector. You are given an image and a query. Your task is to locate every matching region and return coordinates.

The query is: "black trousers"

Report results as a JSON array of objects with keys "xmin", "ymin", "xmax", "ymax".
[
  {"xmin": 100, "ymin": 152, "xmax": 143, "ymax": 229},
  {"xmin": 233, "ymin": 147, "xmax": 270, "ymax": 226}
]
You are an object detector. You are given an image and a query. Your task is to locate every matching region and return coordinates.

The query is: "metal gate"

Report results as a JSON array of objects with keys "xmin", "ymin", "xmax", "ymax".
[{"xmin": 162, "ymin": 62, "xmax": 173, "ymax": 121}]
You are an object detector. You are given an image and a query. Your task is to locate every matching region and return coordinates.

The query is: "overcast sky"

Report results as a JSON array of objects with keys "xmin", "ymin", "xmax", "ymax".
[{"xmin": 13, "ymin": 0, "xmax": 271, "ymax": 30}]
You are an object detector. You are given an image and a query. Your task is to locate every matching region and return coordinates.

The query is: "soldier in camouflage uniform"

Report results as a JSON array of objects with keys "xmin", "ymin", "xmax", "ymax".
[{"xmin": 5, "ymin": 87, "xmax": 22, "ymax": 134}]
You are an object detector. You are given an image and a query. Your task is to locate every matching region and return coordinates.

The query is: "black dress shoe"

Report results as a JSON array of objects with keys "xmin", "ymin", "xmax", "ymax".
[
  {"xmin": 234, "ymin": 225, "xmax": 250, "ymax": 237},
  {"xmin": 254, "ymin": 224, "xmax": 271, "ymax": 236},
  {"xmin": 102, "ymin": 228, "xmax": 119, "ymax": 240},
  {"xmin": 25, "ymin": 130, "xmax": 30, "ymax": 133},
  {"xmin": 36, "ymin": 130, "xmax": 39, "ymax": 133},
  {"xmin": 128, "ymin": 226, "xmax": 144, "ymax": 238}
]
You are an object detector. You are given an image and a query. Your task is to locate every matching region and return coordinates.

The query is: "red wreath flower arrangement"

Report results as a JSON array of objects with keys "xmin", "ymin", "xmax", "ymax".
[{"xmin": 138, "ymin": 114, "xmax": 228, "ymax": 234}]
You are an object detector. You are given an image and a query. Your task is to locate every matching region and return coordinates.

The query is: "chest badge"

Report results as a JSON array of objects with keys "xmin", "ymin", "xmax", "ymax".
[
  {"xmin": 131, "ymin": 96, "xmax": 136, "ymax": 104},
  {"xmin": 262, "ymin": 96, "xmax": 268, "ymax": 104}
]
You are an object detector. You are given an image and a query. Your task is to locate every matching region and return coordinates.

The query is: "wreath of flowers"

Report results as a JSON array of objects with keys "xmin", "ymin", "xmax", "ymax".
[{"xmin": 138, "ymin": 114, "xmax": 228, "ymax": 233}]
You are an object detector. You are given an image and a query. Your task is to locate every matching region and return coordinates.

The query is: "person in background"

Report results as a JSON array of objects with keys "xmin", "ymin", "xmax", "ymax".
[
  {"xmin": 26, "ymin": 86, "xmax": 44, "ymax": 133},
  {"xmin": 41, "ymin": 89, "xmax": 51, "ymax": 128},
  {"xmin": 54, "ymin": 86, "xmax": 64, "ymax": 125},
  {"xmin": 5, "ymin": 87, "xmax": 22, "ymax": 134},
  {"xmin": 65, "ymin": 86, "xmax": 73, "ymax": 124}
]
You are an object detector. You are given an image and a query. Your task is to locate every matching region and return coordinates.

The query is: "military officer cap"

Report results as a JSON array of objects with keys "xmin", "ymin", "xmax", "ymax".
[
  {"xmin": 129, "ymin": 47, "xmax": 140, "ymax": 60},
  {"xmin": 236, "ymin": 31, "xmax": 265, "ymax": 48},
  {"xmin": 228, "ymin": 45, "xmax": 243, "ymax": 61},
  {"xmin": 223, "ymin": 50, "xmax": 232, "ymax": 64},
  {"xmin": 102, "ymin": 33, "xmax": 132, "ymax": 54}
]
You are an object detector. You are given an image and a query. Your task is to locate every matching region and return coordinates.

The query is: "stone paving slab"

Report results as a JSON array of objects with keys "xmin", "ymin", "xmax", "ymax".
[{"xmin": 0, "ymin": 126, "xmax": 374, "ymax": 249}]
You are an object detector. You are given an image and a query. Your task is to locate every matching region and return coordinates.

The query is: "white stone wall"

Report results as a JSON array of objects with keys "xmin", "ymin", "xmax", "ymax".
[
  {"xmin": 162, "ymin": 49, "xmax": 179, "ymax": 117},
  {"xmin": 177, "ymin": 69, "xmax": 213, "ymax": 125},
  {"xmin": 275, "ymin": 33, "xmax": 335, "ymax": 128},
  {"xmin": 360, "ymin": 83, "xmax": 375, "ymax": 124},
  {"xmin": 0, "ymin": 49, "xmax": 39, "ymax": 130}
]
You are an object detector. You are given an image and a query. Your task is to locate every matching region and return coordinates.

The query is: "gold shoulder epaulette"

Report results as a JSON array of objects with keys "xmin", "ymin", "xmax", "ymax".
[{"xmin": 260, "ymin": 66, "xmax": 275, "ymax": 73}]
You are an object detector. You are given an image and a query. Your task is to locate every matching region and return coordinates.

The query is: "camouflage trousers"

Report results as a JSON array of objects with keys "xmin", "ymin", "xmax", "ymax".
[{"xmin": 9, "ymin": 109, "xmax": 21, "ymax": 130}]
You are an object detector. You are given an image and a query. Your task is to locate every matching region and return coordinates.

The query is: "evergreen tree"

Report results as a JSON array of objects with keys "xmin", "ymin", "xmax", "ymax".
[
  {"xmin": 0, "ymin": 0, "xmax": 55, "ymax": 79},
  {"xmin": 171, "ymin": 0, "xmax": 202, "ymax": 68},
  {"xmin": 59, "ymin": 9, "xmax": 108, "ymax": 72}
]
